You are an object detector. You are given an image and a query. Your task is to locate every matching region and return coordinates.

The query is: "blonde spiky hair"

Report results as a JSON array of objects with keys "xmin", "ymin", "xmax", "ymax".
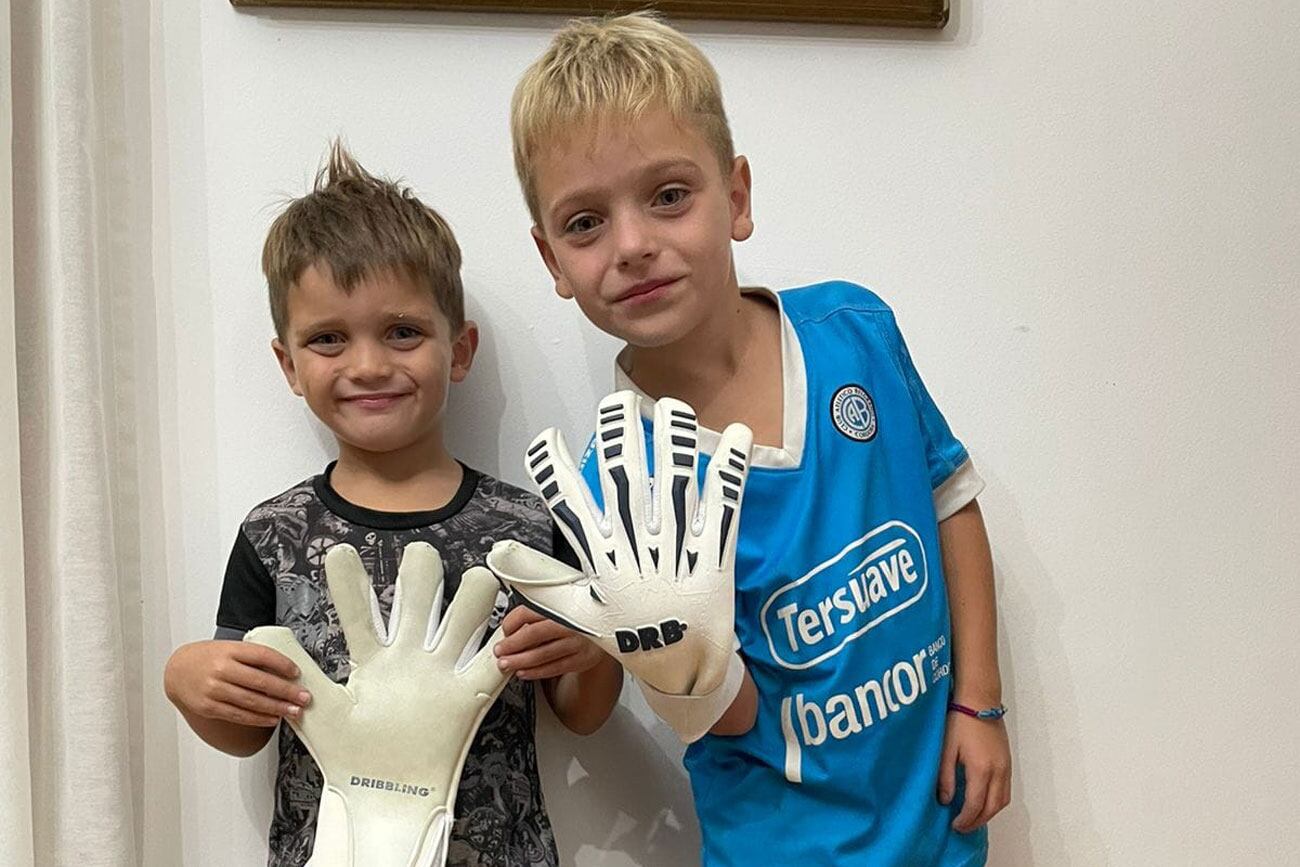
[{"xmin": 511, "ymin": 11, "xmax": 735, "ymax": 226}]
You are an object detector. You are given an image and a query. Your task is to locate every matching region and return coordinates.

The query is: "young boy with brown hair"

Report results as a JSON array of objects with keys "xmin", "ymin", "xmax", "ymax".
[
  {"xmin": 510, "ymin": 13, "xmax": 1011, "ymax": 865},
  {"xmin": 163, "ymin": 144, "xmax": 623, "ymax": 867}
]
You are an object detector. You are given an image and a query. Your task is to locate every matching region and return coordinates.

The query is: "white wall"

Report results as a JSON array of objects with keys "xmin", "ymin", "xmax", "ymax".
[{"xmin": 159, "ymin": 2, "xmax": 1300, "ymax": 864}]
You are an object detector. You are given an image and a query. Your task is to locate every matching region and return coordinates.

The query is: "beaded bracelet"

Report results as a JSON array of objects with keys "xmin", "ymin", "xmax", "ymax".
[{"xmin": 948, "ymin": 701, "xmax": 1007, "ymax": 721}]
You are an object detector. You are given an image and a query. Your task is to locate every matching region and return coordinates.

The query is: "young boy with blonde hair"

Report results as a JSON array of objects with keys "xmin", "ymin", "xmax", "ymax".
[
  {"xmin": 163, "ymin": 144, "xmax": 623, "ymax": 866},
  {"xmin": 511, "ymin": 13, "xmax": 1011, "ymax": 865}
]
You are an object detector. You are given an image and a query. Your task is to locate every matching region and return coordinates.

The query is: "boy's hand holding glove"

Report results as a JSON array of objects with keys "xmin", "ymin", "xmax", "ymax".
[
  {"xmin": 244, "ymin": 542, "xmax": 508, "ymax": 867},
  {"xmin": 487, "ymin": 390, "xmax": 753, "ymax": 742}
]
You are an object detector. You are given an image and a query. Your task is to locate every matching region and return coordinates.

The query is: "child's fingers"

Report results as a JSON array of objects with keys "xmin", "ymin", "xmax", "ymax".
[
  {"xmin": 496, "ymin": 636, "xmax": 586, "ymax": 673},
  {"xmin": 501, "ymin": 605, "xmax": 545, "ymax": 636},
  {"xmin": 242, "ymin": 626, "xmax": 346, "ymax": 721},
  {"xmin": 976, "ymin": 767, "xmax": 1011, "ymax": 827},
  {"xmin": 493, "ymin": 620, "xmax": 541, "ymax": 656},
  {"xmin": 199, "ymin": 693, "xmax": 284, "ymax": 728},
  {"xmin": 231, "ymin": 641, "xmax": 301, "ymax": 680},
  {"xmin": 213, "ymin": 681, "xmax": 301, "ymax": 721},
  {"xmin": 218, "ymin": 706, "xmax": 281, "ymax": 728},
  {"xmin": 937, "ymin": 741, "xmax": 958, "ymax": 805},
  {"xmin": 458, "ymin": 628, "xmax": 511, "ymax": 697},
  {"xmin": 951, "ymin": 763, "xmax": 990, "ymax": 832},
  {"xmin": 494, "ymin": 617, "xmax": 580, "ymax": 657},
  {"xmin": 229, "ymin": 661, "xmax": 311, "ymax": 707},
  {"xmin": 511, "ymin": 651, "xmax": 588, "ymax": 681}
]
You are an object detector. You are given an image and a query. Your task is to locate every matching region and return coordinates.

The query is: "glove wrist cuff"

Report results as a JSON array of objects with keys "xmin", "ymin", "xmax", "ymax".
[{"xmin": 638, "ymin": 651, "xmax": 746, "ymax": 744}]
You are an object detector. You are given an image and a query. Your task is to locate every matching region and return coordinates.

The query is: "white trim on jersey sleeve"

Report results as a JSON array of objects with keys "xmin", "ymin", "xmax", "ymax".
[
  {"xmin": 613, "ymin": 287, "xmax": 807, "ymax": 470},
  {"xmin": 933, "ymin": 458, "xmax": 984, "ymax": 522}
]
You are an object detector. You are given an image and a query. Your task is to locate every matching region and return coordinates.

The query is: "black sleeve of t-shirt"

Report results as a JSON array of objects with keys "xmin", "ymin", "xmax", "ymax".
[
  {"xmin": 551, "ymin": 522, "xmax": 581, "ymax": 569},
  {"xmin": 214, "ymin": 529, "xmax": 276, "ymax": 640}
]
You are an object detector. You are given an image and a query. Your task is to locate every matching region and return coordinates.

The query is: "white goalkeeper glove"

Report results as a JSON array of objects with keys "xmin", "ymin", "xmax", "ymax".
[
  {"xmin": 487, "ymin": 390, "xmax": 753, "ymax": 742},
  {"xmin": 244, "ymin": 542, "xmax": 508, "ymax": 867}
]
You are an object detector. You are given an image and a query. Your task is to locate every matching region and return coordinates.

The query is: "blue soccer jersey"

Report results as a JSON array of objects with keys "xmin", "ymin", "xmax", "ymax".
[{"xmin": 580, "ymin": 282, "xmax": 987, "ymax": 866}]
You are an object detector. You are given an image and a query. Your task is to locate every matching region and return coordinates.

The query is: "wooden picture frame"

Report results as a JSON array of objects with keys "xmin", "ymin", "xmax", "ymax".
[{"xmin": 229, "ymin": 1, "xmax": 950, "ymax": 29}]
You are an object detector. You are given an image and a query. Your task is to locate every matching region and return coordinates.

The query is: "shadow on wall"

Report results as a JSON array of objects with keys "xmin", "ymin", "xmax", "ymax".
[
  {"xmin": 446, "ymin": 281, "xmax": 621, "ymax": 489},
  {"xmin": 536, "ymin": 682, "xmax": 701, "ymax": 867},
  {"xmin": 238, "ymin": 743, "xmax": 280, "ymax": 857},
  {"xmin": 982, "ymin": 472, "xmax": 1107, "ymax": 866},
  {"xmin": 441, "ymin": 293, "xmax": 508, "ymax": 480}
]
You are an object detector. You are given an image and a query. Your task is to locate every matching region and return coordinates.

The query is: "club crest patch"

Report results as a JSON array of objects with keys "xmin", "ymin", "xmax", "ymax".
[{"xmin": 831, "ymin": 384, "xmax": 877, "ymax": 441}]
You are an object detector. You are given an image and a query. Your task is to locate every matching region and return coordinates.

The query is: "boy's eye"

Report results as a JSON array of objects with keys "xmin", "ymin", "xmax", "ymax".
[
  {"xmin": 654, "ymin": 187, "xmax": 690, "ymax": 208},
  {"xmin": 389, "ymin": 325, "xmax": 424, "ymax": 344},
  {"xmin": 307, "ymin": 333, "xmax": 345, "ymax": 353},
  {"xmin": 563, "ymin": 213, "xmax": 602, "ymax": 235}
]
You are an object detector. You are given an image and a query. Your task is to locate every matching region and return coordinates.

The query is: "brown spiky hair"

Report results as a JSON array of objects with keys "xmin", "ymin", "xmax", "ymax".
[{"xmin": 262, "ymin": 141, "xmax": 464, "ymax": 339}]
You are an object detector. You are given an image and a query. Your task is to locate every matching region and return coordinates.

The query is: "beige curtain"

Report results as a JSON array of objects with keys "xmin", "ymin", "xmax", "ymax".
[
  {"xmin": 1, "ymin": 0, "xmax": 36, "ymax": 861},
  {"xmin": 2, "ymin": 0, "xmax": 182, "ymax": 862}
]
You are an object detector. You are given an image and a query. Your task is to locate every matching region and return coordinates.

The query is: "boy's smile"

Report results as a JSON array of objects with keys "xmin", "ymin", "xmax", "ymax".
[
  {"xmin": 530, "ymin": 106, "xmax": 753, "ymax": 348},
  {"xmin": 272, "ymin": 264, "xmax": 475, "ymax": 461},
  {"xmin": 339, "ymin": 390, "xmax": 412, "ymax": 413}
]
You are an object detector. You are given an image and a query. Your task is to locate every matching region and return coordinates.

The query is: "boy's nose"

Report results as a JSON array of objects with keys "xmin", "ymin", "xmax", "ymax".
[
  {"xmin": 347, "ymin": 341, "xmax": 394, "ymax": 381},
  {"xmin": 613, "ymin": 214, "xmax": 659, "ymax": 265}
]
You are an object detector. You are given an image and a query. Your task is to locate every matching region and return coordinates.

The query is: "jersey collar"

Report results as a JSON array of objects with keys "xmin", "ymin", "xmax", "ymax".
[{"xmin": 613, "ymin": 286, "xmax": 807, "ymax": 470}]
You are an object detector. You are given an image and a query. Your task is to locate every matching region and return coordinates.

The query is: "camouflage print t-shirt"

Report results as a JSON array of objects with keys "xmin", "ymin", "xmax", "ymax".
[{"xmin": 214, "ymin": 463, "xmax": 560, "ymax": 867}]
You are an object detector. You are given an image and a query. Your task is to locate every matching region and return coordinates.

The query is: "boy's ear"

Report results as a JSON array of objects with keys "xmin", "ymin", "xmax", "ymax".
[
  {"xmin": 531, "ymin": 225, "xmax": 574, "ymax": 300},
  {"xmin": 449, "ymin": 321, "xmax": 479, "ymax": 383},
  {"xmin": 729, "ymin": 155, "xmax": 754, "ymax": 243},
  {"xmin": 272, "ymin": 337, "xmax": 303, "ymax": 396}
]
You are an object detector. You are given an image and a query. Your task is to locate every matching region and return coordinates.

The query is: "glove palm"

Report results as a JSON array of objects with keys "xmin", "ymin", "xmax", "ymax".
[
  {"xmin": 245, "ymin": 542, "xmax": 507, "ymax": 867},
  {"xmin": 488, "ymin": 391, "xmax": 753, "ymax": 740}
]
